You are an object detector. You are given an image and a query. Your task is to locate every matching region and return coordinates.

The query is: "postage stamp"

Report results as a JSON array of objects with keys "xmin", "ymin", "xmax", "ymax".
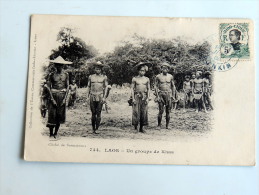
[{"xmin": 219, "ymin": 23, "xmax": 250, "ymax": 60}]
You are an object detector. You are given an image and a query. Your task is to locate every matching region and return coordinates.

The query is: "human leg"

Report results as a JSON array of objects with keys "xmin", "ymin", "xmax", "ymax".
[
  {"xmin": 183, "ymin": 93, "xmax": 187, "ymax": 111},
  {"xmin": 201, "ymin": 95, "xmax": 208, "ymax": 113},
  {"xmin": 186, "ymin": 92, "xmax": 191, "ymax": 108},
  {"xmin": 47, "ymin": 94, "xmax": 57, "ymax": 137},
  {"xmin": 165, "ymin": 105, "xmax": 171, "ymax": 129},
  {"xmin": 158, "ymin": 102, "xmax": 164, "ymax": 127},
  {"xmin": 49, "ymin": 127, "xmax": 54, "ymax": 137},
  {"xmin": 207, "ymin": 93, "xmax": 213, "ymax": 110},
  {"xmin": 54, "ymin": 123, "xmax": 60, "ymax": 138},
  {"xmin": 194, "ymin": 99, "xmax": 199, "ymax": 113},
  {"xmin": 96, "ymin": 101, "xmax": 103, "ymax": 130},
  {"xmin": 139, "ymin": 98, "xmax": 148, "ymax": 133},
  {"xmin": 132, "ymin": 95, "xmax": 140, "ymax": 131},
  {"xmin": 90, "ymin": 99, "xmax": 97, "ymax": 133},
  {"xmin": 139, "ymin": 122, "xmax": 145, "ymax": 133},
  {"xmin": 193, "ymin": 93, "xmax": 200, "ymax": 112}
]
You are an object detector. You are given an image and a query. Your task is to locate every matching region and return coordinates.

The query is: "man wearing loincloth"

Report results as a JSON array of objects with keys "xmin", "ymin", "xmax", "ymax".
[
  {"xmin": 192, "ymin": 71, "xmax": 207, "ymax": 113},
  {"xmin": 131, "ymin": 62, "xmax": 150, "ymax": 133},
  {"xmin": 86, "ymin": 61, "xmax": 108, "ymax": 134},
  {"xmin": 46, "ymin": 56, "xmax": 71, "ymax": 139},
  {"xmin": 155, "ymin": 62, "xmax": 175, "ymax": 129}
]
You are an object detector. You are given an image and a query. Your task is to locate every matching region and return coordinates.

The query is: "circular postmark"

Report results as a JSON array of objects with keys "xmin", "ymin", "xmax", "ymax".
[{"xmin": 206, "ymin": 33, "xmax": 240, "ymax": 72}]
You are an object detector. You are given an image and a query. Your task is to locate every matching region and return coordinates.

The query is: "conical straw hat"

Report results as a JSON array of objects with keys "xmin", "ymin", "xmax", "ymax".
[
  {"xmin": 49, "ymin": 56, "xmax": 72, "ymax": 65},
  {"xmin": 160, "ymin": 62, "xmax": 171, "ymax": 68}
]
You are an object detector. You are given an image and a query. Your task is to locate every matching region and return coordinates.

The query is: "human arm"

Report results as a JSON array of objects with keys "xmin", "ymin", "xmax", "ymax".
[
  {"xmin": 102, "ymin": 76, "xmax": 108, "ymax": 103},
  {"xmin": 191, "ymin": 79, "xmax": 195, "ymax": 94},
  {"xmin": 46, "ymin": 74, "xmax": 57, "ymax": 106},
  {"xmin": 61, "ymin": 73, "xmax": 70, "ymax": 106},
  {"xmin": 131, "ymin": 77, "xmax": 136, "ymax": 104},
  {"xmin": 86, "ymin": 75, "xmax": 91, "ymax": 99},
  {"xmin": 154, "ymin": 76, "xmax": 160, "ymax": 101},
  {"xmin": 106, "ymin": 85, "xmax": 112, "ymax": 98},
  {"xmin": 183, "ymin": 81, "xmax": 186, "ymax": 94},
  {"xmin": 146, "ymin": 78, "xmax": 151, "ymax": 103},
  {"xmin": 171, "ymin": 77, "xmax": 176, "ymax": 100},
  {"xmin": 202, "ymin": 78, "xmax": 205, "ymax": 94},
  {"xmin": 75, "ymin": 84, "xmax": 78, "ymax": 99}
]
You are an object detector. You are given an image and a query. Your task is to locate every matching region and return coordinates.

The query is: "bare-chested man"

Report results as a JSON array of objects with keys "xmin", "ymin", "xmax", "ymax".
[
  {"xmin": 68, "ymin": 79, "xmax": 78, "ymax": 107},
  {"xmin": 46, "ymin": 56, "xmax": 71, "ymax": 139},
  {"xmin": 155, "ymin": 62, "xmax": 175, "ymax": 129},
  {"xmin": 86, "ymin": 61, "xmax": 108, "ymax": 134},
  {"xmin": 131, "ymin": 63, "xmax": 150, "ymax": 133},
  {"xmin": 192, "ymin": 71, "xmax": 207, "ymax": 113}
]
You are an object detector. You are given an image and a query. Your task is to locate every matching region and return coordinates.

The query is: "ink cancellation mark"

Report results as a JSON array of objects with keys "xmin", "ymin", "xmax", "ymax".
[{"xmin": 207, "ymin": 33, "xmax": 239, "ymax": 72}]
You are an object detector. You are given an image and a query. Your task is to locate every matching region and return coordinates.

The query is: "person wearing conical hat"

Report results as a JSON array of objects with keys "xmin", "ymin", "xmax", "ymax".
[
  {"xmin": 154, "ymin": 62, "xmax": 175, "ymax": 129},
  {"xmin": 131, "ymin": 62, "xmax": 151, "ymax": 133},
  {"xmin": 86, "ymin": 61, "xmax": 108, "ymax": 134},
  {"xmin": 192, "ymin": 70, "xmax": 207, "ymax": 113},
  {"xmin": 46, "ymin": 56, "xmax": 72, "ymax": 139}
]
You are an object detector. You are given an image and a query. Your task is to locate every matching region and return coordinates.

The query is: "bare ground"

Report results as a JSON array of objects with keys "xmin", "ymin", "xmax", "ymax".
[{"xmin": 42, "ymin": 87, "xmax": 213, "ymax": 141}]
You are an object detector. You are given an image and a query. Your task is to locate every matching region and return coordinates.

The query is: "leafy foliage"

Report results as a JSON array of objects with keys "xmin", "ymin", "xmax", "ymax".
[
  {"xmin": 100, "ymin": 36, "xmax": 212, "ymax": 87},
  {"xmin": 45, "ymin": 30, "xmax": 212, "ymax": 88},
  {"xmin": 49, "ymin": 27, "xmax": 98, "ymax": 69}
]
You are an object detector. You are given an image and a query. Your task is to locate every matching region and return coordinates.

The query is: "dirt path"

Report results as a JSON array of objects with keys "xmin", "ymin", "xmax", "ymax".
[{"xmin": 42, "ymin": 88, "xmax": 212, "ymax": 141}]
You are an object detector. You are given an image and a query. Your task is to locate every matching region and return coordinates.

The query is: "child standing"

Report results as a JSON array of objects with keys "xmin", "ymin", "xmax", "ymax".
[{"xmin": 183, "ymin": 75, "xmax": 192, "ymax": 112}]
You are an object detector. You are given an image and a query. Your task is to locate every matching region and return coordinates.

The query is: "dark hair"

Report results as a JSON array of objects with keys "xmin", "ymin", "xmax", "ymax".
[
  {"xmin": 54, "ymin": 63, "xmax": 64, "ymax": 66},
  {"xmin": 230, "ymin": 29, "xmax": 241, "ymax": 40},
  {"xmin": 204, "ymin": 71, "xmax": 211, "ymax": 78},
  {"xmin": 94, "ymin": 66, "xmax": 102, "ymax": 69},
  {"xmin": 137, "ymin": 65, "xmax": 146, "ymax": 71}
]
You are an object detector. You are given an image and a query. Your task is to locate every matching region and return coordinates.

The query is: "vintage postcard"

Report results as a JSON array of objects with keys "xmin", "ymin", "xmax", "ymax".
[{"xmin": 24, "ymin": 15, "xmax": 255, "ymax": 165}]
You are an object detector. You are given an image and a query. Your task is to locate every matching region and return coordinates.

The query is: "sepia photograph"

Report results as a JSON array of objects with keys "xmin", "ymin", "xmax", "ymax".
[{"xmin": 40, "ymin": 28, "xmax": 213, "ymax": 141}]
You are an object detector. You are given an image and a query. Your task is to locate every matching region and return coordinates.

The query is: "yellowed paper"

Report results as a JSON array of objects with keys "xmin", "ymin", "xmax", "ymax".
[{"xmin": 24, "ymin": 15, "xmax": 255, "ymax": 165}]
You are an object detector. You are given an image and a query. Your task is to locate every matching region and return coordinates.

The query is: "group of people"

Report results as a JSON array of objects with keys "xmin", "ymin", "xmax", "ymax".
[
  {"xmin": 41, "ymin": 56, "xmax": 213, "ymax": 139},
  {"xmin": 130, "ymin": 62, "xmax": 213, "ymax": 133},
  {"xmin": 180, "ymin": 71, "xmax": 213, "ymax": 112}
]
